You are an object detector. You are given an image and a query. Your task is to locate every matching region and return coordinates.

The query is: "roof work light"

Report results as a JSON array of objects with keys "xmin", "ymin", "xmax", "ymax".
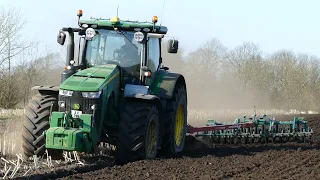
[
  {"xmin": 77, "ymin": 10, "xmax": 83, "ymax": 17},
  {"xmin": 152, "ymin": 16, "xmax": 158, "ymax": 23},
  {"xmin": 111, "ymin": 16, "xmax": 120, "ymax": 25}
]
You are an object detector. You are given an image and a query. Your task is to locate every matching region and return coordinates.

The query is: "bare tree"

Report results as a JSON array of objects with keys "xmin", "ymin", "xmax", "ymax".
[
  {"xmin": 12, "ymin": 43, "xmax": 64, "ymax": 107},
  {"xmin": 0, "ymin": 6, "xmax": 32, "ymax": 70},
  {"xmin": 0, "ymin": 6, "xmax": 35, "ymax": 108},
  {"xmin": 183, "ymin": 38, "xmax": 228, "ymax": 109},
  {"xmin": 185, "ymin": 38, "xmax": 227, "ymax": 79},
  {"xmin": 0, "ymin": 6, "xmax": 57, "ymax": 108},
  {"xmin": 225, "ymin": 42, "xmax": 262, "ymax": 90}
]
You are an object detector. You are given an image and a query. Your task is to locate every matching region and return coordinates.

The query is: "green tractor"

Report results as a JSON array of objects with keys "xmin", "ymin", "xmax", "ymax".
[{"xmin": 22, "ymin": 10, "xmax": 187, "ymax": 164}]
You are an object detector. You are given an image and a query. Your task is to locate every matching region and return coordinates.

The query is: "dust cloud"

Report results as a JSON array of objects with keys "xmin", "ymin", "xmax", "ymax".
[{"xmin": 161, "ymin": 42, "xmax": 296, "ymax": 124}]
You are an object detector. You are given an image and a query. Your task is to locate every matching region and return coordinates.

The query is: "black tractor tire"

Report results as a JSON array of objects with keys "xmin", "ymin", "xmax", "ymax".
[
  {"xmin": 22, "ymin": 94, "xmax": 63, "ymax": 160},
  {"xmin": 115, "ymin": 100, "xmax": 160, "ymax": 164},
  {"xmin": 160, "ymin": 83, "xmax": 187, "ymax": 156}
]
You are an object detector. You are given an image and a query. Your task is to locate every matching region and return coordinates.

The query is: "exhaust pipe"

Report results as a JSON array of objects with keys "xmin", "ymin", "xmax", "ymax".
[
  {"xmin": 66, "ymin": 28, "xmax": 75, "ymax": 66},
  {"xmin": 60, "ymin": 28, "xmax": 76, "ymax": 83}
]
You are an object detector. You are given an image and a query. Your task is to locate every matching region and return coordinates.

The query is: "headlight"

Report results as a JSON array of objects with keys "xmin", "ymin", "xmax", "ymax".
[
  {"xmin": 82, "ymin": 91, "xmax": 101, "ymax": 98},
  {"xmin": 59, "ymin": 89, "xmax": 73, "ymax": 96}
]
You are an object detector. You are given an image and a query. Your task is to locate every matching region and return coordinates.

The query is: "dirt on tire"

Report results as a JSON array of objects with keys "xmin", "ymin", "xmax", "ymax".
[{"xmin": 13, "ymin": 114, "xmax": 320, "ymax": 180}]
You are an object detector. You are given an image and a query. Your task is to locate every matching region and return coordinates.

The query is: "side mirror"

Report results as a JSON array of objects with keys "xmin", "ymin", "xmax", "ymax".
[
  {"xmin": 57, "ymin": 30, "xmax": 66, "ymax": 46},
  {"xmin": 167, "ymin": 39, "xmax": 179, "ymax": 54}
]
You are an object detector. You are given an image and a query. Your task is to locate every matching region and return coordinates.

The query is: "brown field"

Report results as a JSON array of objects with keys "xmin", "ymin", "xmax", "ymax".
[{"xmin": 0, "ymin": 109, "xmax": 319, "ymax": 180}]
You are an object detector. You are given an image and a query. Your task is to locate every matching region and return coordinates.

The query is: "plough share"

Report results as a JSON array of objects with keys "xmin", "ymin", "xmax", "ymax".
[{"xmin": 187, "ymin": 114, "xmax": 313, "ymax": 145}]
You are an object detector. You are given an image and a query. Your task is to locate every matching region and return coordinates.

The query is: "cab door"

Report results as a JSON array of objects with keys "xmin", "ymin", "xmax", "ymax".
[{"xmin": 145, "ymin": 37, "xmax": 160, "ymax": 86}]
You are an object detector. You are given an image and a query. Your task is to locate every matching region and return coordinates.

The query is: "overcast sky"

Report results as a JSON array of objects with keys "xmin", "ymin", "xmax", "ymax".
[{"xmin": 2, "ymin": 0, "xmax": 320, "ymax": 57}]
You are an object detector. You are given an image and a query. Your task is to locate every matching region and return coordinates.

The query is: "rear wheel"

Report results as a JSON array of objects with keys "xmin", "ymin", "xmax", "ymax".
[
  {"xmin": 22, "ymin": 94, "xmax": 63, "ymax": 159},
  {"xmin": 115, "ymin": 100, "xmax": 159, "ymax": 164},
  {"xmin": 161, "ymin": 84, "xmax": 187, "ymax": 155}
]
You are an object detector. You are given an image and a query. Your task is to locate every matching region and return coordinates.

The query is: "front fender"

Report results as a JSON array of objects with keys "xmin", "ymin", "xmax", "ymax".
[
  {"xmin": 124, "ymin": 84, "xmax": 163, "ymax": 114},
  {"xmin": 32, "ymin": 85, "xmax": 59, "ymax": 96}
]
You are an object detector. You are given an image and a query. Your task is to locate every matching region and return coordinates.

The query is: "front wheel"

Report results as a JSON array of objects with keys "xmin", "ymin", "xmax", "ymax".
[
  {"xmin": 22, "ymin": 94, "xmax": 63, "ymax": 159},
  {"xmin": 115, "ymin": 100, "xmax": 159, "ymax": 164}
]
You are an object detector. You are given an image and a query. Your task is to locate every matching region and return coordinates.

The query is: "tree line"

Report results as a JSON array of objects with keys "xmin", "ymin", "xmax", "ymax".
[{"xmin": 1, "ymin": 6, "xmax": 320, "ymax": 112}]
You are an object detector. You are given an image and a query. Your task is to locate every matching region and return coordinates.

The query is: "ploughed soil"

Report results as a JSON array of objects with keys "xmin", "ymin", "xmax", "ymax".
[{"xmin": 11, "ymin": 114, "xmax": 320, "ymax": 180}]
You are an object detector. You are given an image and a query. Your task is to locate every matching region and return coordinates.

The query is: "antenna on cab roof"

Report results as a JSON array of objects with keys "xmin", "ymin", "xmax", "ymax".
[
  {"xmin": 160, "ymin": 0, "xmax": 166, "ymax": 26},
  {"xmin": 117, "ymin": 5, "xmax": 119, "ymax": 17}
]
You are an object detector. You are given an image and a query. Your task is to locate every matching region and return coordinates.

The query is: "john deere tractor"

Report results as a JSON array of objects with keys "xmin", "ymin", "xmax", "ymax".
[{"xmin": 22, "ymin": 10, "xmax": 187, "ymax": 164}]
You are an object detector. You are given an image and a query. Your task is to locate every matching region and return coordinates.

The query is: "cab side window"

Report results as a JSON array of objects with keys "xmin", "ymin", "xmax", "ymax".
[{"xmin": 147, "ymin": 37, "xmax": 160, "ymax": 72}]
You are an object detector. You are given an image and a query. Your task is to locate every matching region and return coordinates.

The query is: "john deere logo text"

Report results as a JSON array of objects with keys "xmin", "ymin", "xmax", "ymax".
[{"xmin": 73, "ymin": 104, "xmax": 80, "ymax": 110}]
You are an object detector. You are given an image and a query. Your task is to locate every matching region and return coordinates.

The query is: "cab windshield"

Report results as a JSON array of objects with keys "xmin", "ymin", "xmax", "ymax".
[{"xmin": 85, "ymin": 29, "xmax": 143, "ymax": 68}]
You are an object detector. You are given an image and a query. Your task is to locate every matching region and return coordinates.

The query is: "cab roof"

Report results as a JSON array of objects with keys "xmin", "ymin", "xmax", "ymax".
[{"xmin": 79, "ymin": 18, "xmax": 168, "ymax": 34}]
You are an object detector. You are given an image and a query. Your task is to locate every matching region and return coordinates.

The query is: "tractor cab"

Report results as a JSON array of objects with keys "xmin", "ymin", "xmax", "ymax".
[
  {"xmin": 85, "ymin": 28, "xmax": 142, "ymax": 85},
  {"xmin": 57, "ymin": 10, "xmax": 179, "ymax": 91}
]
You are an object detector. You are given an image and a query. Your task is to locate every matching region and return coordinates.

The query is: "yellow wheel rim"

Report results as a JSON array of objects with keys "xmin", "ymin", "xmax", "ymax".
[
  {"xmin": 175, "ymin": 104, "xmax": 184, "ymax": 147},
  {"xmin": 146, "ymin": 118, "xmax": 157, "ymax": 158}
]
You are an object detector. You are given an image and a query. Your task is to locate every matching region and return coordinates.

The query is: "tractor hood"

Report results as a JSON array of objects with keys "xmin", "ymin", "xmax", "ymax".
[{"xmin": 60, "ymin": 64, "xmax": 119, "ymax": 91}]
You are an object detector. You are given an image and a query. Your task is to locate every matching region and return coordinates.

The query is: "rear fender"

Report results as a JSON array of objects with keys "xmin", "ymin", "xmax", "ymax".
[{"xmin": 157, "ymin": 72, "xmax": 187, "ymax": 99}]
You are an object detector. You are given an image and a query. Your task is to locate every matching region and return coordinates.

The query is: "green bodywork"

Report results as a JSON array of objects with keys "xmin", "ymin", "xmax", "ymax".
[
  {"xmin": 44, "ymin": 17, "xmax": 184, "ymax": 153},
  {"xmin": 60, "ymin": 64, "xmax": 120, "ymax": 91},
  {"xmin": 45, "ymin": 113, "xmax": 94, "ymax": 152},
  {"xmin": 45, "ymin": 64, "xmax": 121, "ymax": 152}
]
